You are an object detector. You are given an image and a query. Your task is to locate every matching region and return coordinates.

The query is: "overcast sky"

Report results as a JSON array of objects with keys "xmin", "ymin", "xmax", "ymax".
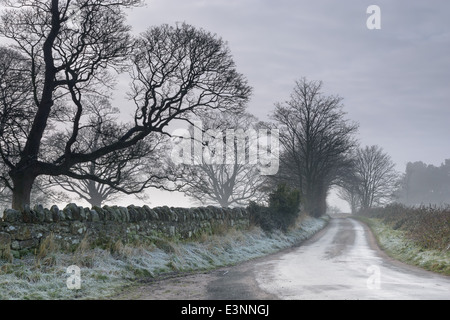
[
  {"xmin": 3, "ymin": 0, "xmax": 449, "ymax": 210},
  {"xmin": 122, "ymin": 0, "xmax": 450, "ymax": 170},
  {"xmin": 120, "ymin": 0, "xmax": 450, "ymax": 209}
]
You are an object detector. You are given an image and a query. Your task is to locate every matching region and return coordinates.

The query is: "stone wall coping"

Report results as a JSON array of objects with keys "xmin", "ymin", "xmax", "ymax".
[{"xmin": 1, "ymin": 204, "xmax": 249, "ymax": 224}]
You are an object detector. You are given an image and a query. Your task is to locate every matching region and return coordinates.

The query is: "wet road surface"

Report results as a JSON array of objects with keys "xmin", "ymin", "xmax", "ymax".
[
  {"xmin": 255, "ymin": 217, "xmax": 450, "ymax": 299},
  {"xmin": 114, "ymin": 217, "xmax": 450, "ymax": 300}
]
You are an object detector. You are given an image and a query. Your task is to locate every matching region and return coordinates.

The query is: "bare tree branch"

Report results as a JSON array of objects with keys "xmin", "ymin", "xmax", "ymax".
[
  {"xmin": 173, "ymin": 110, "xmax": 267, "ymax": 207},
  {"xmin": 0, "ymin": 1, "xmax": 251, "ymax": 210},
  {"xmin": 271, "ymin": 78, "xmax": 358, "ymax": 217}
]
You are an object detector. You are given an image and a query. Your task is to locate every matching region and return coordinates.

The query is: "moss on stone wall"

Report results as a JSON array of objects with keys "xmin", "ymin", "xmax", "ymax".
[{"xmin": 0, "ymin": 204, "xmax": 250, "ymax": 259}]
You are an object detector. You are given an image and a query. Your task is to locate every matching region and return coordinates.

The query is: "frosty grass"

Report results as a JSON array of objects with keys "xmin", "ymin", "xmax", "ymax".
[{"xmin": 0, "ymin": 215, "xmax": 329, "ymax": 300}]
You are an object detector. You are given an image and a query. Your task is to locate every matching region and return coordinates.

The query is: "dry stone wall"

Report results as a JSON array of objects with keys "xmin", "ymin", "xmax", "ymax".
[{"xmin": 0, "ymin": 203, "xmax": 250, "ymax": 259}]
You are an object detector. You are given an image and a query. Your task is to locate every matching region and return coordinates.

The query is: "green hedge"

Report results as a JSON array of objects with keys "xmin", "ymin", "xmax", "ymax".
[{"xmin": 248, "ymin": 183, "xmax": 301, "ymax": 232}]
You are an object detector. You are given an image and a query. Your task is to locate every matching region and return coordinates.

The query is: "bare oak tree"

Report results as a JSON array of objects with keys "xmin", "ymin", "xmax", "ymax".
[
  {"xmin": 48, "ymin": 96, "xmax": 174, "ymax": 207},
  {"xmin": 342, "ymin": 145, "xmax": 398, "ymax": 211},
  {"xmin": 173, "ymin": 111, "xmax": 267, "ymax": 207},
  {"xmin": 0, "ymin": 0, "xmax": 251, "ymax": 210},
  {"xmin": 336, "ymin": 168, "xmax": 362, "ymax": 214},
  {"xmin": 271, "ymin": 78, "xmax": 358, "ymax": 217}
]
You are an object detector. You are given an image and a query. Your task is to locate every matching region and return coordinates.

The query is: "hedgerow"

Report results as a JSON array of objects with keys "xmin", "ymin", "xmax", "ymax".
[{"xmin": 358, "ymin": 203, "xmax": 450, "ymax": 251}]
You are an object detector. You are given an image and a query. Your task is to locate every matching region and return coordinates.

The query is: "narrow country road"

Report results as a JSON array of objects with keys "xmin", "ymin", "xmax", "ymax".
[
  {"xmin": 255, "ymin": 217, "xmax": 450, "ymax": 299},
  {"xmin": 114, "ymin": 217, "xmax": 450, "ymax": 300}
]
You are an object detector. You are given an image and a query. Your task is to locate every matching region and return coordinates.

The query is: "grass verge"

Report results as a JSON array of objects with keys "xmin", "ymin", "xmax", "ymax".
[
  {"xmin": 355, "ymin": 216, "xmax": 450, "ymax": 276},
  {"xmin": 0, "ymin": 214, "xmax": 329, "ymax": 300}
]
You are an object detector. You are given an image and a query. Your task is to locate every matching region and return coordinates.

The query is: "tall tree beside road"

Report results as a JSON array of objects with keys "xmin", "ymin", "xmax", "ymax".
[
  {"xmin": 0, "ymin": 0, "xmax": 251, "ymax": 210},
  {"xmin": 339, "ymin": 145, "xmax": 399, "ymax": 211},
  {"xmin": 271, "ymin": 78, "xmax": 358, "ymax": 217}
]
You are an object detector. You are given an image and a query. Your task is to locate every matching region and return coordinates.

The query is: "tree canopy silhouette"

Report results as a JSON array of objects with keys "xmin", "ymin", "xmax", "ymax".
[
  {"xmin": 271, "ymin": 78, "xmax": 358, "ymax": 217},
  {"xmin": 0, "ymin": 0, "xmax": 251, "ymax": 210}
]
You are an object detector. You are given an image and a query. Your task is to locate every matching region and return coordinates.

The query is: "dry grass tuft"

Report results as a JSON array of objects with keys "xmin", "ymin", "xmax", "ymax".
[{"xmin": 35, "ymin": 233, "xmax": 59, "ymax": 268}]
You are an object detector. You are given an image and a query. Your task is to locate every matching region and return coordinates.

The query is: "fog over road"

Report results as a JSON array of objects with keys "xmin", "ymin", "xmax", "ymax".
[
  {"xmin": 255, "ymin": 218, "xmax": 450, "ymax": 300},
  {"xmin": 116, "ymin": 217, "xmax": 450, "ymax": 300}
]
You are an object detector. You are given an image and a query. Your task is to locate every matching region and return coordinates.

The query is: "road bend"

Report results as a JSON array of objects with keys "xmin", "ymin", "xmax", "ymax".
[
  {"xmin": 254, "ymin": 217, "xmax": 450, "ymax": 300},
  {"xmin": 114, "ymin": 217, "xmax": 450, "ymax": 300}
]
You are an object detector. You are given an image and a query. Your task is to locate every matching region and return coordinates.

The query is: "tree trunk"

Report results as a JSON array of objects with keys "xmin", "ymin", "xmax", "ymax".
[
  {"xmin": 88, "ymin": 195, "xmax": 104, "ymax": 208},
  {"xmin": 303, "ymin": 180, "xmax": 328, "ymax": 218},
  {"xmin": 11, "ymin": 173, "xmax": 36, "ymax": 210},
  {"xmin": 218, "ymin": 198, "xmax": 230, "ymax": 208}
]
